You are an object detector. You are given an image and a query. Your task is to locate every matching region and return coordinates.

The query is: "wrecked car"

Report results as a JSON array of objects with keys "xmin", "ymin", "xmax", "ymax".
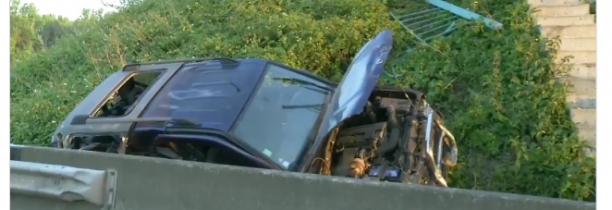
[{"xmin": 49, "ymin": 30, "xmax": 458, "ymax": 187}]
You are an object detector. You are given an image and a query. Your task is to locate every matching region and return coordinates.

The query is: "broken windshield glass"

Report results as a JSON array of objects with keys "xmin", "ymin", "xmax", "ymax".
[{"xmin": 232, "ymin": 63, "xmax": 332, "ymax": 169}]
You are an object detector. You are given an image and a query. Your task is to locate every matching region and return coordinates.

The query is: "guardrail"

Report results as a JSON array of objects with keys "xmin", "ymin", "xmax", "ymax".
[
  {"xmin": 385, "ymin": 0, "xmax": 503, "ymax": 78},
  {"xmin": 425, "ymin": 0, "xmax": 502, "ymax": 29},
  {"xmin": 10, "ymin": 145, "xmax": 595, "ymax": 210},
  {"xmin": 391, "ymin": 0, "xmax": 501, "ymax": 49},
  {"xmin": 10, "ymin": 160, "xmax": 117, "ymax": 209}
]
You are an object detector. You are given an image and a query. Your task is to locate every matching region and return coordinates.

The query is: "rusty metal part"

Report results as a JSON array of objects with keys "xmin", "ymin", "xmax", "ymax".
[
  {"xmin": 347, "ymin": 158, "xmax": 368, "ymax": 178},
  {"xmin": 399, "ymin": 117, "xmax": 419, "ymax": 182},
  {"xmin": 437, "ymin": 123, "xmax": 458, "ymax": 167},
  {"xmin": 364, "ymin": 101, "xmax": 377, "ymax": 123},
  {"xmin": 378, "ymin": 97, "xmax": 413, "ymax": 114},
  {"xmin": 332, "ymin": 96, "xmax": 455, "ymax": 187},
  {"xmin": 377, "ymin": 105, "xmax": 400, "ymax": 156},
  {"xmin": 409, "ymin": 104, "xmax": 448, "ymax": 187},
  {"xmin": 319, "ymin": 128, "xmax": 340, "ymax": 175},
  {"xmin": 312, "ymin": 157, "xmax": 331, "ymax": 175},
  {"xmin": 336, "ymin": 122, "xmax": 387, "ymax": 148},
  {"xmin": 423, "ymin": 150, "xmax": 448, "ymax": 187}
]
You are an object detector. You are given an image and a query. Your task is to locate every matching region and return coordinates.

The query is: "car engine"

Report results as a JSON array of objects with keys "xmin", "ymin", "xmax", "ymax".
[{"xmin": 321, "ymin": 95, "xmax": 457, "ymax": 187}]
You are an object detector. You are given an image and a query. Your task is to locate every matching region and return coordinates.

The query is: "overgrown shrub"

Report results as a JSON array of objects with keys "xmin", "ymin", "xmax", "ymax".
[
  {"xmin": 10, "ymin": 0, "xmax": 595, "ymax": 202},
  {"xmin": 381, "ymin": 0, "xmax": 595, "ymax": 201},
  {"xmin": 10, "ymin": 0, "xmax": 408, "ymax": 144}
]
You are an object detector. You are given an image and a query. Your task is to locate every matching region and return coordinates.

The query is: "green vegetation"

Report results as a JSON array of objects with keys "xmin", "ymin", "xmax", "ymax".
[
  {"xmin": 10, "ymin": 0, "xmax": 74, "ymax": 63},
  {"xmin": 10, "ymin": 0, "xmax": 595, "ymax": 201},
  {"xmin": 385, "ymin": 0, "xmax": 596, "ymax": 201}
]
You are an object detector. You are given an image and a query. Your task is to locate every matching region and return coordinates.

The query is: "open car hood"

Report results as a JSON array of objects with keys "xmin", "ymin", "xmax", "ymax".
[{"xmin": 319, "ymin": 30, "xmax": 393, "ymax": 134}]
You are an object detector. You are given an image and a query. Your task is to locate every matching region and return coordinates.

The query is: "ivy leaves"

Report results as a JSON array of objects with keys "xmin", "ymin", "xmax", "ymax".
[{"xmin": 382, "ymin": 0, "xmax": 595, "ymax": 201}]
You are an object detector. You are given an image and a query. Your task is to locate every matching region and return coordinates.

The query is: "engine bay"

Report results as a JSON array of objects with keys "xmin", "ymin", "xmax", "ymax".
[{"xmin": 317, "ymin": 92, "xmax": 457, "ymax": 187}]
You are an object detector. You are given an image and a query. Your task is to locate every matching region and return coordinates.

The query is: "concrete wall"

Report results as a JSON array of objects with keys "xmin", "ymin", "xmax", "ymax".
[{"xmin": 9, "ymin": 146, "xmax": 595, "ymax": 210}]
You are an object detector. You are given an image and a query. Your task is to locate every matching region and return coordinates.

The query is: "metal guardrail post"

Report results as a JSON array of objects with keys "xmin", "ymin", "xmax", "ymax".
[
  {"xmin": 10, "ymin": 160, "xmax": 118, "ymax": 210},
  {"xmin": 425, "ymin": 0, "xmax": 503, "ymax": 29},
  {"xmin": 384, "ymin": 0, "xmax": 503, "ymax": 79}
]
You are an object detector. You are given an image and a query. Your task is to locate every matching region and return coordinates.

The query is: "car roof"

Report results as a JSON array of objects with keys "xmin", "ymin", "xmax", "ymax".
[
  {"xmin": 54, "ymin": 58, "xmax": 269, "ymax": 137},
  {"xmin": 140, "ymin": 59, "xmax": 267, "ymax": 131}
]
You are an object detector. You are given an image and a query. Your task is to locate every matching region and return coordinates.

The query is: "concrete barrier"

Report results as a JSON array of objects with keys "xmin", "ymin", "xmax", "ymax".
[{"xmin": 10, "ymin": 145, "xmax": 595, "ymax": 210}]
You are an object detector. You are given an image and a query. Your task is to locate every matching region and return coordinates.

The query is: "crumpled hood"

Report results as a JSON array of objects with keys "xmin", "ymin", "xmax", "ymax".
[{"xmin": 318, "ymin": 29, "xmax": 394, "ymax": 135}]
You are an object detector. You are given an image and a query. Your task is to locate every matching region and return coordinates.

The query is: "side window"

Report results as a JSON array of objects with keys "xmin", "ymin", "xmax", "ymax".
[
  {"xmin": 63, "ymin": 134, "xmax": 119, "ymax": 152},
  {"xmin": 93, "ymin": 70, "xmax": 164, "ymax": 118}
]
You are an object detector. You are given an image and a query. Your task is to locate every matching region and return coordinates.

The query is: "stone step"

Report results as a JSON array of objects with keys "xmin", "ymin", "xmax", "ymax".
[
  {"xmin": 541, "ymin": 24, "xmax": 596, "ymax": 38},
  {"xmin": 533, "ymin": 4, "xmax": 590, "ymax": 17},
  {"xmin": 576, "ymin": 125, "xmax": 595, "ymax": 157},
  {"xmin": 558, "ymin": 38, "xmax": 596, "ymax": 51},
  {"xmin": 577, "ymin": 125, "xmax": 595, "ymax": 144},
  {"xmin": 556, "ymin": 51, "xmax": 596, "ymax": 64},
  {"xmin": 558, "ymin": 63, "xmax": 596, "ymax": 79},
  {"xmin": 536, "ymin": 14, "xmax": 595, "ymax": 26},
  {"xmin": 566, "ymin": 93, "xmax": 596, "ymax": 108},
  {"xmin": 569, "ymin": 63, "xmax": 596, "ymax": 79},
  {"xmin": 584, "ymin": 148, "xmax": 595, "ymax": 158},
  {"xmin": 528, "ymin": 0, "xmax": 584, "ymax": 6},
  {"xmin": 570, "ymin": 108, "xmax": 595, "ymax": 129},
  {"xmin": 560, "ymin": 77, "xmax": 595, "ymax": 95}
]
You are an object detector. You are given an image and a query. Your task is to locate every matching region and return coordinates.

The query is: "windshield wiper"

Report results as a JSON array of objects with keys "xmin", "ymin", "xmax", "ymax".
[
  {"xmin": 282, "ymin": 104, "xmax": 323, "ymax": 109},
  {"xmin": 166, "ymin": 118, "xmax": 201, "ymax": 127},
  {"xmin": 271, "ymin": 77, "xmax": 332, "ymax": 93},
  {"xmin": 282, "ymin": 104, "xmax": 323, "ymax": 112}
]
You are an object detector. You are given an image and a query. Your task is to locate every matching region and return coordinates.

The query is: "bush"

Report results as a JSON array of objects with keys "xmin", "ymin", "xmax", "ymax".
[
  {"xmin": 381, "ymin": 0, "xmax": 595, "ymax": 201},
  {"xmin": 10, "ymin": 0, "xmax": 408, "ymax": 144},
  {"xmin": 10, "ymin": 0, "xmax": 595, "ymax": 202}
]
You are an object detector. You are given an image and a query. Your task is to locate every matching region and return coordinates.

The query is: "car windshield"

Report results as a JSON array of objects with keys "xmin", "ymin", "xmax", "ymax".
[{"xmin": 231, "ymin": 64, "xmax": 330, "ymax": 169}]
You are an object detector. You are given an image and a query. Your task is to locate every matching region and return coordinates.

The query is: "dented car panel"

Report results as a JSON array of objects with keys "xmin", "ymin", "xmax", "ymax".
[
  {"xmin": 301, "ymin": 29, "xmax": 393, "ymax": 172},
  {"xmin": 318, "ymin": 29, "xmax": 394, "ymax": 135}
]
